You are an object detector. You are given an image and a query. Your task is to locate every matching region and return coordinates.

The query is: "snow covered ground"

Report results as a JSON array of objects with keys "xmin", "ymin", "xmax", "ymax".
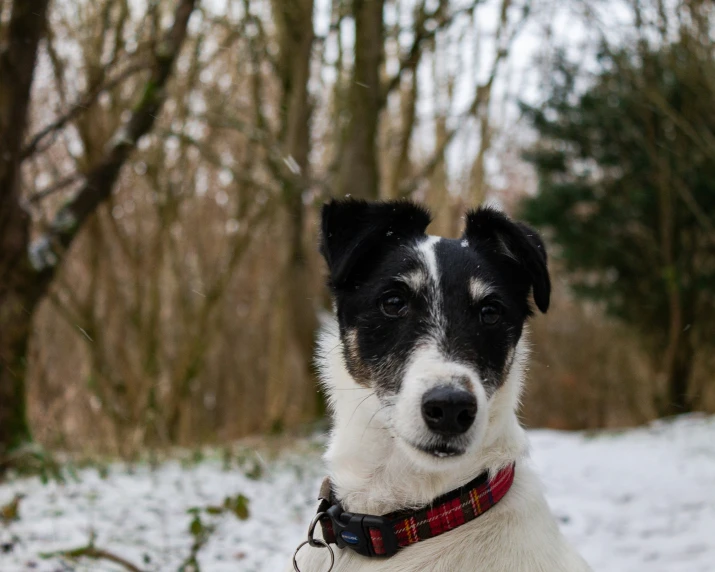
[{"xmin": 1, "ymin": 415, "xmax": 714, "ymax": 572}]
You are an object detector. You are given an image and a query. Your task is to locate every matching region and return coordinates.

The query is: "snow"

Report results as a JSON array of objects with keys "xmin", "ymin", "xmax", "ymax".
[{"xmin": 1, "ymin": 415, "xmax": 714, "ymax": 572}]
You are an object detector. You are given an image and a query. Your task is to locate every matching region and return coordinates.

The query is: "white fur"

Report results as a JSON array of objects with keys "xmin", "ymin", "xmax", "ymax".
[
  {"xmin": 469, "ymin": 277, "xmax": 494, "ymax": 302},
  {"xmin": 414, "ymin": 236, "xmax": 446, "ymax": 347},
  {"xmin": 416, "ymin": 235, "xmax": 441, "ymax": 284},
  {"xmin": 398, "ymin": 270, "xmax": 427, "ymax": 292},
  {"xmin": 292, "ymin": 315, "xmax": 592, "ymax": 572}
]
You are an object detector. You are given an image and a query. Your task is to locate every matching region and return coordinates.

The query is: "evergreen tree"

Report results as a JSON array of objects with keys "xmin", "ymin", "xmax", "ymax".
[{"xmin": 521, "ymin": 38, "xmax": 715, "ymax": 415}]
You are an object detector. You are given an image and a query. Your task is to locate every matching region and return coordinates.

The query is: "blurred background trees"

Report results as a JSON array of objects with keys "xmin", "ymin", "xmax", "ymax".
[
  {"xmin": 522, "ymin": 0, "xmax": 715, "ymax": 417},
  {"xmin": 0, "ymin": 0, "xmax": 713, "ymax": 468}
]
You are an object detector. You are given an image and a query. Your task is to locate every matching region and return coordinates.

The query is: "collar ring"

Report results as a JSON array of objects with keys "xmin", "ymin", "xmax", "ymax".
[{"xmin": 292, "ymin": 539, "xmax": 334, "ymax": 572}]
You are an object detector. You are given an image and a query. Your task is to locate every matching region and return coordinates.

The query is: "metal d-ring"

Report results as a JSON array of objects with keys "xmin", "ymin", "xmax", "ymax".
[
  {"xmin": 292, "ymin": 538, "xmax": 335, "ymax": 572},
  {"xmin": 306, "ymin": 511, "xmax": 325, "ymax": 547},
  {"xmin": 292, "ymin": 511, "xmax": 335, "ymax": 572}
]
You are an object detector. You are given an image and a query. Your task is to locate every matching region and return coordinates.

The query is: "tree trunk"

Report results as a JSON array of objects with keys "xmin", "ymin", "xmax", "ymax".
[
  {"xmin": 0, "ymin": 0, "xmax": 50, "ymax": 189},
  {"xmin": 662, "ymin": 323, "xmax": 695, "ymax": 416},
  {"xmin": 427, "ymin": 112, "xmax": 455, "ymax": 236},
  {"xmin": 0, "ymin": 284, "xmax": 36, "ymax": 466},
  {"xmin": 336, "ymin": 0, "xmax": 385, "ymax": 199},
  {"xmin": 0, "ymin": 0, "xmax": 51, "ymax": 467},
  {"xmin": 267, "ymin": 0, "xmax": 318, "ymax": 428},
  {"xmin": 650, "ymin": 83, "xmax": 692, "ymax": 416},
  {"xmin": 386, "ymin": 67, "xmax": 418, "ymax": 200}
]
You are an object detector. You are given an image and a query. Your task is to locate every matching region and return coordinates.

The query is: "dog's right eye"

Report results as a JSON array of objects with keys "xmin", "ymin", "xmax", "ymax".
[
  {"xmin": 480, "ymin": 303, "xmax": 503, "ymax": 325},
  {"xmin": 379, "ymin": 292, "xmax": 409, "ymax": 318}
]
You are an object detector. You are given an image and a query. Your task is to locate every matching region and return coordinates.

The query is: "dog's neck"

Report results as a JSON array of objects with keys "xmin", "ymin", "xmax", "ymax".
[{"xmin": 317, "ymin": 317, "xmax": 530, "ymax": 516}]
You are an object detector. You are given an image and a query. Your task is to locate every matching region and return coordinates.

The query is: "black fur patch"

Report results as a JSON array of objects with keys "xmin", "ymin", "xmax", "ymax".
[
  {"xmin": 321, "ymin": 199, "xmax": 431, "ymax": 390},
  {"xmin": 320, "ymin": 198, "xmax": 431, "ymax": 289},
  {"xmin": 463, "ymin": 206, "xmax": 550, "ymax": 313}
]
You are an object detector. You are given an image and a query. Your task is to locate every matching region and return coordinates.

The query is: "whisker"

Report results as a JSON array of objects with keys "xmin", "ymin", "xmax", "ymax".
[
  {"xmin": 346, "ymin": 391, "xmax": 375, "ymax": 427},
  {"xmin": 332, "ymin": 387, "xmax": 372, "ymax": 391},
  {"xmin": 360, "ymin": 403, "xmax": 393, "ymax": 443}
]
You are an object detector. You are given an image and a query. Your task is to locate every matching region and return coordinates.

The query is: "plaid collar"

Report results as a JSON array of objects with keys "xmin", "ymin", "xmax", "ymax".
[{"xmin": 316, "ymin": 463, "xmax": 515, "ymax": 558}]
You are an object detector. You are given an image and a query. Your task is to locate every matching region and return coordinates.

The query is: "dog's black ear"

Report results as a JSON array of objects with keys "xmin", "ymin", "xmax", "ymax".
[
  {"xmin": 321, "ymin": 198, "xmax": 431, "ymax": 289},
  {"xmin": 463, "ymin": 206, "xmax": 551, "ymax": 313}
]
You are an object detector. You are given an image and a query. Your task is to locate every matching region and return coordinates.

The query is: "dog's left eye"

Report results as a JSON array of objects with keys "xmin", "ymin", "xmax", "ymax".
[
  {"xmin": 480, "ymin": 303, "xmax": 503, "ymax": 325},
  {"xmin": 379, "ymin": 293, "xmax": 408, "ymax": 318}
]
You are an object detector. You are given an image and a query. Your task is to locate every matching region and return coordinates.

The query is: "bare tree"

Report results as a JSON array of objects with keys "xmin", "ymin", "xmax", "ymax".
[
  {"xmin": 7, "ymin": 0, "xmax": 634, "ymax": 459},
  {"xmin": 266, "ymin": 0, "xmax": 320, "ymax": 425},
  {"xmin": 0, "ymin": 0, "xmax": 197, "ymax": 470},
  {"xmin": 0, "ymin": 0, "xmax": 51, "ymax": 466},
  {"xmin": 334, "ymin": 0, "xmax": 385, "ymax": 199}
]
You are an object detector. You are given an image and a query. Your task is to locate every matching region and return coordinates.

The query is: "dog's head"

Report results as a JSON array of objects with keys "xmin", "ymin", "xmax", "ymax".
[{"xmin": 320, "ymin": 199, "xmax": 550, "ymax": 469}]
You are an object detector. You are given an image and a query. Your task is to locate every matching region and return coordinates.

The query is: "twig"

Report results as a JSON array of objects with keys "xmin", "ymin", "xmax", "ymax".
[
  {"xmin": 21, "ymin": 61, "xmax": 150, "ymax": 160},
  {"xmin": 27, "ymin": 0, "xmax": 198, "ymax": 288},
  {"xmin": 398, "ymin": 0, "xmax": 531, "ymax": 197},
  {"xmin": 41, "ymin": 544, "xmax": 145, "ymax": 572},
  {"xmin": 381, "ymin": 0, "xmax": 478, "ymax": 104},
  {"xmin": 27, "ymin": 173, "xmax": 81, "ymax": 203},
  {"xmin": 158, "ymin": 129, "xmax": 278, "ymax": 194}
]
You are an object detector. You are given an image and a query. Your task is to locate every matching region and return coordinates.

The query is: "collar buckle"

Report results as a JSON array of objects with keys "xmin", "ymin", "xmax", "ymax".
[{"xmin": 326, "ymin": 504, "xmax": 398, "ymax": 557}]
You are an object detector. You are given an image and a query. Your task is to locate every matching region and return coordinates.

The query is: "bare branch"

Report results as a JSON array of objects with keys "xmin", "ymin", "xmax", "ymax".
[
  {"xmin": 158, "ymin": 129, "xmax": 279, "ymax": 195},
  {"xmin": 40, "ymin": 544, "xmax": 145, "ymax": 572},
  {"xmin": 0, "ymin": 0, "xmax": 51, "ymax": 196},
  {"xmin": 388, "ymin": 64, "xmax": 419, "ymax": 198},
  {"xmin": 28, "ymin": 0, "xmax": 198, "ymax": 284},
  {"xmin": 195, "ymin": 112, "xmax": 331, "ymax": 196},
  {"xmin": 21, "ymin": 61, "xmax": 150, "ymax": 160},
  {"xmin": 26, "ymin": 173, "xmax": 81, "ymax": 203},
  {"xmin": 381, "ymin": 0, "xmax": 476, "ymax": 104},
  {"xmin": 468, "ymin": 0, "xmax": 514, "ymax": 203},
  {"xmin": 398, "ymin": 0, "xmax": 531, "ymax": 198},
  {"xmin": 166, "ymin": 197, "xmax": 276, "ymax": 437}
]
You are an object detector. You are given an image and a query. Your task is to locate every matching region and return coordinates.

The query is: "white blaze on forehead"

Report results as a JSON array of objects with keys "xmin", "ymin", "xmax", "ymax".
[
  {"xmin": 415, "ymin": 236, "xmax": 445, "ymax": 340},
  {"xmin": 416, "ymin": 236, "xmax": 441, "ymax": 284},
  {"xmin": 469, "ymin": 277, "xmax": 494, "ymax": 302}
]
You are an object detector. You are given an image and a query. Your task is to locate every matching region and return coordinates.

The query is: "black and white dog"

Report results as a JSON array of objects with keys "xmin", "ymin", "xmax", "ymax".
[{"xmin": 292, "ymin": 199, "xmax": 591, "ymax": 572}]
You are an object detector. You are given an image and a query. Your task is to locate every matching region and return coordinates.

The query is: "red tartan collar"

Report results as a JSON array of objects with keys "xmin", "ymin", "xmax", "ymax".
[{"xmin": 316, "ymin": 463, "xmax": 515, "ymax": 558}]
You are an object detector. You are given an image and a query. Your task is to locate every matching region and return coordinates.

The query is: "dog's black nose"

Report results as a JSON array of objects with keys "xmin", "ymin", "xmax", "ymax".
[{"xmin": 421, "ymin": 386, "xmax": 477, "ymax": 436}]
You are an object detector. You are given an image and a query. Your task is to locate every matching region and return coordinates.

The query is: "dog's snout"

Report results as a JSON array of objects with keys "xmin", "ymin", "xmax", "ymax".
[{"xmin": 421, "ymin": 386, "xmax": 477, "ymax": 436}]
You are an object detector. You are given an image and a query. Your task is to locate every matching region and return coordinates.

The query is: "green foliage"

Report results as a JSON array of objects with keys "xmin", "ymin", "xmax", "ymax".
[
  {"xmin": 188, "ymin": 510, "xmax": 207, "ymax": 537},
  {"xmin": 235, "ymin": 448, "xmax": 264, "ymax": 480},
  {"xmin": 182, "ymin": 508, "xmax": 215, "ymax": 572},
  {"xmin": 269, "ymin": 418, "xmax": 285, "ymax": 435},
  {"xmin": 521, "ymin": 40, "xmax": 715, "ymax": 356},
  {"xmin": 224, "ymin": 493, "xmax": 250, "ymax": 520},
  {"xmin": 244, "ymin": 459, "xmax": 264, "ymax": 480},
  {"xmin": 2, "ymin": 443, "xmax": 67, "ymax": 484},
  {"xmin": 180, "ymin": 448, "xmax": 206, "ymax": 469},
  {"xmin": 181, "ymin": 493, "xmax": 250, "ymax": 571},
  {"xmin": 190, "ymin": 493, "xmax": 251, "ymax": 522},
  {"xmin": 0, "ymin": 494, "xmax": 24, "ymax": 523}
]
